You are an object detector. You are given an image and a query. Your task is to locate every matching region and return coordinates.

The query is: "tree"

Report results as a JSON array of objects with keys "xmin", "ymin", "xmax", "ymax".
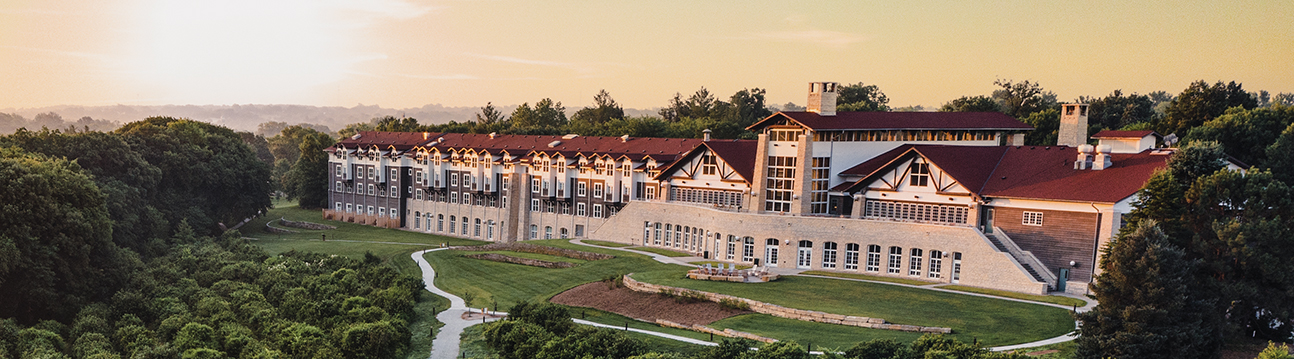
[
  {"xmin": 1255, "ymin": 342, "xmax": 1293, "ymax": 359},
  {"xmin": 1083, "ymin": 90, "xmax": 1158, "ymax": 131},
  {"xmin": 284, "ymin": 131, "xmax": 335, "ymax": 208},
  {"xmin": 373, "ymin": 116, "xmax": 420, "ymax": 132},
  {"xmin": 256, "ymin": 121, "xmax": 289, "ymax": 137},
  {"xmin": 1265, "ymin": 121, "xmax": 1294, "ymax": 184},
  {"xmin": 570, "ymin": 90, "xmax": 625, "ymax": 127},
  {"xmin": 836, "ymin": 82, "xmax": 890, "ymax": 112},
  {"xmin": 1020, "ymin": 109, "xmax": 1060, "ymax": 146},
  {"xmin": 0, "ymin": 148, "xmax": 132, "ymax": 324},
  {"xmin": 1074, "ymin": 221, "xmax": 1220, "ymax": 359},
  {"xmin": 992, "ymin": 79, "xmax": 1057, "ymax": 118},
  {"xmin": 940, "ymin": 96, "xmax": 1003, "ymax": 113},
  {"xmin": 659, "ymin": 88, "xmax": 724, "ymax": 122},
  {"xmin": 476, "ymin": 102, "xmax": 507, "ymax": 125},
  {"xmin": 1186, "ymin": 105, "xmax": 1294, "ymax": 166},
  {"xmin": 510, "ymin": 99, "xmax": 566, "ymax": 129},
  {"xmin": 724, "ymin": 88, "xmax": 773, "ymax": 128},
  {"xmin": 1159, "ymin": 80, "xmax": 1257, "ymax": 136}
]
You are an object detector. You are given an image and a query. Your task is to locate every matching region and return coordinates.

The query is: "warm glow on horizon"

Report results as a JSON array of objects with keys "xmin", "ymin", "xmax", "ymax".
[{"xmin": 1, "ymin": 0, "xmax": 1291, "ymax": 110}]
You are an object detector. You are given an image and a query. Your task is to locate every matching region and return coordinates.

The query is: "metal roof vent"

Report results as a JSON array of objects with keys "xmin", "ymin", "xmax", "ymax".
[
  {"xmin": 548, "ymin": 141, "xmax": 562, "ymax": 148},
  {"xmin": 562, "ymin": 134, "xmax": 579, "ymax": 140},
  {"xmin": 351, "ymin": 133, "xmax": 362, "ymax": 140}
]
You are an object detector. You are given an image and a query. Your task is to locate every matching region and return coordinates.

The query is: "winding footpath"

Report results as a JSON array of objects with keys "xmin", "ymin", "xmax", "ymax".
[{"xmin": 412, "ymin": 241, "xmax": 1089, "ymax": 357}]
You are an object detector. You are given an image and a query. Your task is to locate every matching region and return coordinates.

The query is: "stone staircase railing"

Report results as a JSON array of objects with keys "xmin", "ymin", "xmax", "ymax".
[{"xmin": 991, "ymin": 228, "xmax": 1057, "ymax": 288}]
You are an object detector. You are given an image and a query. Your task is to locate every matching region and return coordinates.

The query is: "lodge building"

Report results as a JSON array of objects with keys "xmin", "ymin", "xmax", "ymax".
[{"xmin": 324, "ymin": 82, "xmax": 1185, "ymax": 295}]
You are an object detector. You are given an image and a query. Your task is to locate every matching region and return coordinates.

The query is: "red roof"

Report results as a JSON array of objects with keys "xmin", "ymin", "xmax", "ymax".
[
  {"xmin": 838, "ymin": 144, "xmax": 1171, "ymax": 203},
  {"xmin": 1091, "ymin": 130, "xmax": 1160, "ymax": 139},
  {"xmin": 748, "ymin": 111, "xmax": 1033, "ymax": 131},
  {"xmin": 328, "ymin": 131, "xmax": 434, "ymax": 151},
  {"xmin": 656, "ymin": 140, "xmax": 759, "ymax": 182}
]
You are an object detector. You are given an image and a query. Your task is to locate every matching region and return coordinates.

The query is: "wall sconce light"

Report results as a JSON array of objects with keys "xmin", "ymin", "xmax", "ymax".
[{"xmin": 1069, "ymin": 260, "xmax": 1078, "ymax": 268}]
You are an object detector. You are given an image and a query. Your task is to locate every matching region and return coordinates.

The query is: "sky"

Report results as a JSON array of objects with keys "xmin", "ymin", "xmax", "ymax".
[{"xmin": 1, "ymin": 0, "xmax": 1291, "ymax": 111}]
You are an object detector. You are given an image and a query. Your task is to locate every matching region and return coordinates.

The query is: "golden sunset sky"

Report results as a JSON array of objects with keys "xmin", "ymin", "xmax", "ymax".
[{"xmin": 2, "ymin": 0, "xmax": 1291, "ymax": 110}]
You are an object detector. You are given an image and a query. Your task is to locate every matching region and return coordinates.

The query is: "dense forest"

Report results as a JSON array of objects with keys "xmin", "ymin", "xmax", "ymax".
[{"xmin": 0, "ymin": 117, "xmax": 420, "ymax": 359}]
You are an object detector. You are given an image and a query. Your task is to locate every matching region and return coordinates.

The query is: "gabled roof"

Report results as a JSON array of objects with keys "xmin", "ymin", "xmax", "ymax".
[
  {"xmin": 654, "ymin": 140, "xmax": 759, "ymax": 182},
  {"xmin": 1091, "ymin": 130, "xmax": 1161, "ymax": 139},
  {"xmin": 838, "ymin": 144, "xmax": 1171, "ymax": 203},
  {"xmin": 330, "ymin": 131, "xmax": 702, "ymax": 165},
  {"xmin": 328, "ymin": 131, "xmax": 435, "ymax": 152},
  {"xmin": 747, "ymin": 111, "xmax": 1033, "ymax": 132}
]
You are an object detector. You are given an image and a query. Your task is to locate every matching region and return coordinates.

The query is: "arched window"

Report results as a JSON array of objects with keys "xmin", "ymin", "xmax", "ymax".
[
  {"xmin": 545, "ymin": 226, "xmax": 553, "ymax": 239},
  {"xmin": 487, "ymin": 221, "xmax": 495, "ymax": 240},
  {"xmin": 560, "ymin": 228, "xmax": 569, "ymax": 239},
  {"xmin": 437, "ymin": 214, "xmax": 444, "ymax": 232},
  {"xmin": 928, "ymin": 250, "xmax": 944, "ymax": 279},
  {"xmin": 414, "ymin": 212, "xmax": 421, "ymax": 228},
  {"xmin": 742, "ymin": 237, "xmax": 755, "ymax": 262},
  {"xmin": 844, "ymin": 243, "xmax": 860, "ymax": 270},
  {"xmin": 887, "ymin": 246, "xmax": 903, "ymax": 274},
  {"xmin": 664, "ymin": 224, "xmax": 673, "ymax": 247},
  {"xmin": 822, "ymin": 242, "xmax": 838, "ymax": 269},
  {"xmin": 529, "ymin": 225, "xmax": 538, "ymax": 239},
  {"xmin": 643, "ymin": 222, "xmax": 651, "ymax": 245},
  {"xmin": 909, "ymin": 248, "xmax": 923, "ymax": 277},
  {"xmin": 425, "ymin": 214, "xmax": 432, "ymax": 232},
  {"xmin": 449, "ymin": 216, "xmax": 457, "ymax": 234},
  {"xmin": 797, "ymin": 240, "xmax": 813, "ymax": 268},
  {"xmin": 474, "ymin": 218, "xmax": 481, "ymax": 237}
]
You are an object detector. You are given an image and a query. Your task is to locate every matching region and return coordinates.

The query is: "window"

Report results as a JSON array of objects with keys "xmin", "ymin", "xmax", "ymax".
[
  {"xmin": 368, "ymin": 184, "xmax": 375, "ymax": 195},
  {"xmin": 487, "ymin": 221, "xmax": 495, "ymax": 240},
  {"xmin": 673, "ymin": 225, "xmax": 681, "ymax": 247},
  {"xmin": 335, "ymin": 202, "xmax": 342, "ymax": 212},
  {"xmin": 577, "ymin": 203, "xmax": 587, "ymax": 216},
  {"xmin": 909, "ymin": 248, "xmax": 923, "ymax": 277},
  {"xmin": 845, "ymin": 244, "xmax": 860, "ymax": 270},
  {"xmin": 768, "ymin": 129, "xmax": 801, "ymax": 141},
  {"xmin": 701, "ymin": 154, "xmax": 718, "ymax": 175},
  {"xmin": 474, "ymin": 219, "xmax": 481, "ymax": 237},
  {"xmin": 530, "ymin": 225, "xmax": 538, "ymax": 239},
  {"xmin": 464, "ymin": 193, "xmax": 472, "ymax": 205},
  {"xmin": 742, "ymin": 237, "xmax": 755, "ymax": 263},
  {"xmin": 449, "ymin": 216, "xmax": 456, "ymax": 234},
  {"xmin": 864, "ymin": 200, "xmax": 969, "ymax": 224},
  {"xmin": 335, "ymin": 181, "xmax": 343, "ymax": 191},
  {"xmin": 390, "ymin": 210, "xmax": 397, "ymax": 219},
  {"xmin": 887, "ymin": 246, "xmax": 903, "ymax": 274},
  {"xmin": 367, "ymin": 206, "xmax": 374, "ymax": 215},
  {"xmin": 461, "ymin": 220, "xmax": 467, "ymax": 235},
  {"xmin": 345, "ymin": 203, "xmax": 353, "ymax": 212},
  {"xmin": 810, "ymin": 157, "xmax": 831, "ymax": 214},
  {"xmin": 450, "ymin": 192, "xmax": 458, "ymax": 204},
  {"xmin": 664, "ymin": 224, "xmax": 672, "ymax": 247},
  {"xmin": 531, "ymin": 199, "xmax": 540, "ymax": 212},
  {"xmin": 764, "ymin": 156, "xmax": 796, "ymax": 212},
  {"xmin": 593, "ymin": 204, "xmax": 603, "ymax": 218},
  {"xmin": 451, "ymin": 173, "xmax": 458, "ymax": 186},
  {"xmin": 437, "ymin": 214, "xmax": 444, "ymax": 232},
  {"xmin": 416, "ymin": 189, "xmax": 424, "ymax": 200},
  {"xmin": 645, "ymin": 185, "xmax": 656, "ymax": 200},
  {"xmin": 544, "ymin": 226, "xmax": 552, "ymax": 239},
  {"xmin": 335, "ymin": 164, "xmax": 342, "ymax": 176},
  {"xmin": 578, "ymin": 182, "xmax": 587, "ymax": 197},
  {"xmin": 390, "ymin": 168, "xmax": 397, "ymax": 181},
  {"xmin": 1023, "ymin": 211, "xmax": 1044, "ymax": 226},
  {"xmin": 822, "ymin": 242, "xmax": 838, "ymax": 269},
  {"xmin": 416, "ymin": 171, "xmax": 423, "ymax": 183},
  {"xmin": 378, "ymin": 207, "xmax": 385, "ymax": 217},
  {"xmin": 726, "ymin": 235, "xmax": 736, "ymax": 260},
  {"xmin": 909, "ymin": 163, "xmax": 930, "ymax": 187},
  {"xmin": 559, "ymin": 202, "xmax": 570, "ymax": 214},
  {"xmin": 560, "ymin": 228, "xmax": 569, "ymax": 239},
  {"xmin": 390, "ymin": 186, "xmax": 398, "ymax": 197},
  {"xmin": 653, "ymin": 223, "xmax": 661, "ymax": 245},
  {"xmin": 532, "ymin": 178, "xmax": 541, "ymax": 194},
  {"xmin": 593, "ymin": 183, "xmax": 603, "ymax": 198},
  {"xmin": 643, "ymin": 222, "xmax": 651, "ymax": 245},
  {"xmin": 929, "ymin": 250, "xmax": 943, "ymax": 279},
  {"xmin": 575, "ymin": 225, "xmax": 585, "ymax": 237},
  {"xmin": 368, "ymin": 167, "xmax": 374, "ymax": 179}
]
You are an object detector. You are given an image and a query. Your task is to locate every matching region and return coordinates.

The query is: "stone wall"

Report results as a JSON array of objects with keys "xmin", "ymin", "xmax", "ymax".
[
  {"xmin": 263, "ymin": 222, "xmax": 298, "ymax": 234},
  {"xmin": 279, "ymin": 218, "xmax": 337, "ymax": 230},
  {"xmin": 595, "ymin": 201, "xmax": 1048, "ymax": 295},
  {"xmin": 655, "ymin": 320, "xmax": 777, "ymax": 343},
  {"xmin": 623, "ymin": 275, "xmax": 951, "ymax": 334}
]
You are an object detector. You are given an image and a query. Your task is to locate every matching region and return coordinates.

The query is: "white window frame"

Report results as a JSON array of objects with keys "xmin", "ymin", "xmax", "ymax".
[
  {"xmin": 1023, "ymin": 211, "xmax": 1044, "ymax": 226},
  {"xmin": 593, "ymin": 204, "xmax": 603, "ymax": 218},
  {"xmin": 593, "ymin": 183, "xmax": 604, "ymax": 198},
  {"xmin": 577, "ymin": 203, "xmax": 587, "ymax": 216}
]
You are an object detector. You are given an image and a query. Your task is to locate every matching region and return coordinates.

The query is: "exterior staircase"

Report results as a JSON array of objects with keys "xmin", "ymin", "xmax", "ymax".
[{"xmin": 984, "ymin": 228, "xmax": 1058, "ymax": 291}]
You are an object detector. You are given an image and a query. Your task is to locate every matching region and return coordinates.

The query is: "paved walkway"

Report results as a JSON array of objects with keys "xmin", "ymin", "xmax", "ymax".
[{"xmin": 569, "ymin": 239, "xmax": 1092, "ymax": 352}]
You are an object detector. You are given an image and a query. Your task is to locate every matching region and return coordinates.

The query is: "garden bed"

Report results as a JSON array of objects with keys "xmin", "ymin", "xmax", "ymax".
[
  {"xmin": 454, "ymin": 242, "xmax": 614, "ymax": 261},
  {"xmin": 465, "ymin": 253, "xmax": 576, "ymax": 268},
  {"xmin": 551, "ymin": 281, "xmax": 749, "ymax": 326}
]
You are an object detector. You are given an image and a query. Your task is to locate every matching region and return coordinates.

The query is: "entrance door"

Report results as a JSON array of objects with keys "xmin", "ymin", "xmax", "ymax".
[
  {"xmin": 764, "ymin": 239, "xmax": 779, "ymax": 267},
  {"xmin": 1057, "ymin": 268, "xmax": 1070, "ymax": 292},
  {"xmin": 796, "ymin": 241, "xmax": 813, "ymax": 269},
  {"xmin": 951, "ymin": 252, "xmax": 962, "ymax": 284},
  {"xmin": 982, "ymin": 208, "xmax": 995, "ymax": 234}
]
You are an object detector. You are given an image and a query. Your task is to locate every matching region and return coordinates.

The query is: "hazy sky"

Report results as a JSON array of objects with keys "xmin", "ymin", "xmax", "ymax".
[{"xmin": 2, "ymin": 0, "xmax": 1291, "ymax": 110}]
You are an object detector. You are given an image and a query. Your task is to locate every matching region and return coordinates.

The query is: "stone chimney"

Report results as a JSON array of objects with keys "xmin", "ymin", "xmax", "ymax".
[
  {"xmin": 1058, "ymin": 103, "xmax": 1090, "ymax": 147},
  {"xmin": 807, "ymin": 82, "xmax": 839, "ymax": 116}
]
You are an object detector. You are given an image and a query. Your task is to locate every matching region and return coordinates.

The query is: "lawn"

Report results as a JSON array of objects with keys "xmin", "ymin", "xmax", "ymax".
[
  {"xmin": 631, "ymin": 271, "xmax": 1075, "ymax": 346},
  {"xmin": 582, "ymin": 240, "xmax": 634, "ymax": 248},
  {"xmin": 633, "ymin": 246, "xmax": 695, "ymax": 257},
  {"xmin": 424, "ymin": 239, "xmax": 691, "ymax": 309},
  {"xmin": 938, "ymin": 285, "xmax": 1087, "ymax": 308},
  {"xmin": 709, "ymin": 314, "xmax": 928, "ymax": 351},
  {"xmin": 798, "ymin": 270, "xmax": 935, "ymax": 286}
]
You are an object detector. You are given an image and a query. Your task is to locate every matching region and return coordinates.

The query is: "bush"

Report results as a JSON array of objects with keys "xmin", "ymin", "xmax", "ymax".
[{"xmin": 718, "ymin": 298, "xmax": 750, "ymax": 311}]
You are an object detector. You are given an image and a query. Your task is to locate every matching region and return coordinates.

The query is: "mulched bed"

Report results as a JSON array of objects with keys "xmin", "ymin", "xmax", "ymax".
[
  {"xmin": 551, "ymin": 281, "xmax": 750, "ymax": 326},
  {"xmin": 454, "ymin": 242, "xmax": 614, "ymax": 261},
  {"xmin": 464, "ymin": 253, "xmax": 576, "ymax": 268}
]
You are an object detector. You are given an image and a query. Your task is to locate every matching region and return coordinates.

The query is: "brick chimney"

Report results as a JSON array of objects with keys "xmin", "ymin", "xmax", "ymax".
[{"xmin": 807, "ymin": 82, "xmax": 839, "ymax": 116}]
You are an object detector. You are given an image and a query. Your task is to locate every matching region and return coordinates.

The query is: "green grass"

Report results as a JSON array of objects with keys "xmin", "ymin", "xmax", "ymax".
[
  {"xmin": 938, "ymin": 285, "xmax": 1088, "ymax": 308},
  {"xmin": 633, "ymin": 246, "xmax": 695, "ymax": 257},
  {"xmin": 426, "ymin": 239, "xmax": 691, "ymax": 309},
  {"xmin": 457, "ymin": 317, "xmax": 707, "ymax": 358},
  {"xmin": 458, "ymin": 324, "xmax": 491, "ymax": 358},
  {"xmin": 689, "ymin": 261, "xmax": 752, "ymax": 270},
  {"xmin": 582, "ymin": 240, "xmax": 634, "ymax": 248},
  {"xmin": 467, "ymin": 250, "xmax": 588, "ymax": 265},
  {"xmin": 243, "ymin": 199, "xmax": 487, "ymax": 247},
  {"xmin": 1000, "ymin": 341, "xmax": 1075, "ymax": 359},
  {"xmin": 631, "ymin": 271, "xmax": 1074, "ymax": 346},
  {"xmin": 798, "ymin": 270, "xmax": 936, "ymax": 286}
]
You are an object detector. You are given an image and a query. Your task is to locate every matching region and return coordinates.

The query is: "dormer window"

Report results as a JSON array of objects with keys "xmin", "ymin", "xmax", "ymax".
[{"xmin": 909, "ymin": 163, "xmax": 930, "ymax": 187}]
